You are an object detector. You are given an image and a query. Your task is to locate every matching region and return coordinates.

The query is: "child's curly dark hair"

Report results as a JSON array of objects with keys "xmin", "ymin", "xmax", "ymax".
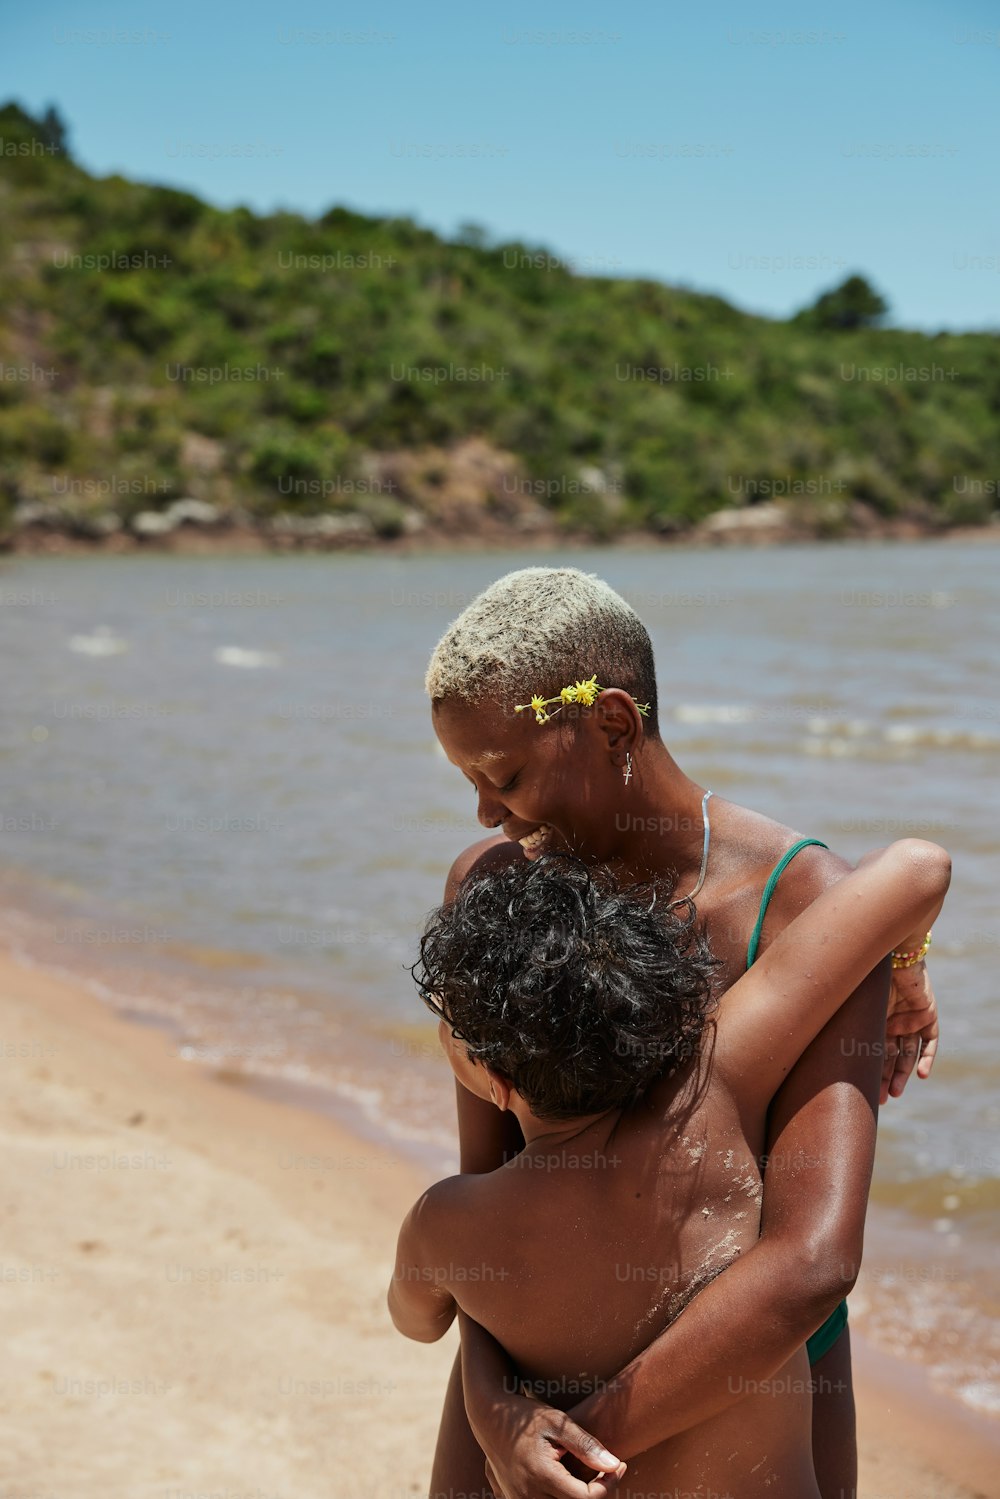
[{"xmin": 413, "ymin": 854, "xmax": 720, "ymax": 1122}]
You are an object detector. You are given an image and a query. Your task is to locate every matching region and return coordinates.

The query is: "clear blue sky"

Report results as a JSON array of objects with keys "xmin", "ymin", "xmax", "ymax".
[{"xmin": 3, "ymin": 0, "xmax": 998, "ymax": 330}]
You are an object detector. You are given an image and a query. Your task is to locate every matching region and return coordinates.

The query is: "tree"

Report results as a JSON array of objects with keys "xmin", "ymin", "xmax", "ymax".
[
  {"xmin": 797, "ymin": 274, "xmax": 889, "ymax": 331},
  {"xmin": 455, "ymin": 221, "xmax": 490, "ymax": 249},
  {"xmin": 38, "ymin": 105, "xmax": 70, "ymax": 157}
]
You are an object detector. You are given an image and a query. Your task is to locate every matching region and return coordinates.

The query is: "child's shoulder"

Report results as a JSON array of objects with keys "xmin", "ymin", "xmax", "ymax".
[
  {"xmin": 445, "ymin": 834, "xmax": 524, "ymax": 901},
  {"xmin": 418, "ymin": 1169, "xmax": 498, "ymax": 1218},
  {"xmin": 405, "ymin": 1170, "xmax": 499, "ymax": 1259}
]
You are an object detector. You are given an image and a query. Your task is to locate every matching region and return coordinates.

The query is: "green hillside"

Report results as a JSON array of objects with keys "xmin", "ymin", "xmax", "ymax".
[{"xmin": 1, "ymin": 101, "xmax": 998, "ymax": 544}]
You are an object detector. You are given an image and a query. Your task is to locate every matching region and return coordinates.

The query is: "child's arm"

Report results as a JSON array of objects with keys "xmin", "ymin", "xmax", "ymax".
[
  {"xmin": 387, "ymin": 1185, "xmax": 458, "ymax": 1344},
  {"xmin": 713, "ymin": 839, "xmax": 950, "ymax": 1114}
]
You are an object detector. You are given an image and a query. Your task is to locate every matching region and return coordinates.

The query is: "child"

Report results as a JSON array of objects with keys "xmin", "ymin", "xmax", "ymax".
[
  {"xmin": 391, "ymin": 842, "xmax": 949, "ymax": 1496},
  {"xmin": 421, "ymin": 566, "xmax": 940, "ymax": 1499}
]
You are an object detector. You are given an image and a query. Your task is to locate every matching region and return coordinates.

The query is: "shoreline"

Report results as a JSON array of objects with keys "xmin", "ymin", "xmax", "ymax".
[
  {"xmin": 3, "ymin": 516, "xmax": 1000, "ymax": 559},
  {"xmin": 2, "ymin": 939, "xmax": 998, "ymax": 1496}
]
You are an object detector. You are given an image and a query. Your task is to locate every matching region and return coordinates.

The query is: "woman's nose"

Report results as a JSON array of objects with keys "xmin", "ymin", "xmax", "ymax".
[{"xmin": 476, "ymin": 789, "xmax": 506, "ymax": 829}]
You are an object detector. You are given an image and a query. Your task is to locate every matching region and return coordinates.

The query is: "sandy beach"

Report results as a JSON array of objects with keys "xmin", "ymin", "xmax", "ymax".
[{"xmin": 2, "ymin": 942, "xmax": 997, "ymax": 1499}]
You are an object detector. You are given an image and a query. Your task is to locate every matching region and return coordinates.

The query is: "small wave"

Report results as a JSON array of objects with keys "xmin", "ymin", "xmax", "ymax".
[
  {"xmin": 673, "ymin": 704, "xmax": 757, "ymax": 724},
  {"xmin": 246, "ymin": 1057, "xmax": 457, "ymax": 1163},
  {"xmin": 851, "ymin": 1252, "xmax": 1000, "ymax": 1427},
  {"xmin": 801, "ymin": 719, "xmax": 1000, "ymax": 758},
  {"xmin": 884, "ymin": 724, "xmax": 1000, "ymax": 751},
  {"xmin": 956, "ymin": 1379, "xmax": 1000, "ymax": 1416},
  {"xmin": 806, "ymin": 716, "xmax": 872, "ymax": 737},
  {"xmin": 870, "ymin": 1171, "xmax": 1000, "ymax": 1217},
  {"xmin": 68, "ymin": 626, "xmax": 127, "ymax": 656},
  {"xmin": 213, "ymin": 646, "xmax": 282, "ymax": 669},
  {"xmin": 801, "ymin": 737, "xmax": 880, "ymax": 760},
  {"xmin": 672, "ymin": 708, "xmax": 1000, "ymax": 754}
]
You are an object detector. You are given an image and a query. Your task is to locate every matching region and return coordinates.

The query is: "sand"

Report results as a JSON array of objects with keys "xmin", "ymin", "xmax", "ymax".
[{"xmin": 1, "ymin": 944, "xmax": 996, "ymax": 1499}]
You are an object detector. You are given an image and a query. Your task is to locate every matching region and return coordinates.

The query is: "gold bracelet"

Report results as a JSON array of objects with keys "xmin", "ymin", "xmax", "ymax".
[{"xmin": 892, "ymin": 932, "xmax": 932, "ymax": 969}]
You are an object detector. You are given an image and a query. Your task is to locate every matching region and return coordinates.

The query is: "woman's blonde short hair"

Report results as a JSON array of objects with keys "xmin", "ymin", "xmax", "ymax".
[{"xmin": 425, "ymin": 566, "xmax": 659, "ymax": 733}]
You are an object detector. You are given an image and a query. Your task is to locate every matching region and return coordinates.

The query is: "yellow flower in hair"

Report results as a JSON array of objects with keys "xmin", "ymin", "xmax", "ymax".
[
  {"xmin": 515, "ymin": 695, "xmax": 547, "ymax": 718},
  {"xmin": 515, "ymin": 673, "xmax": 649, "ymax": 723}
]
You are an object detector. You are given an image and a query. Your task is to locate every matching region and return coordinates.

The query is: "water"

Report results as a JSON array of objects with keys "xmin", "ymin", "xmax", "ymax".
[{"xmin": 1, "ymin": 542, "xmax": 998, "ymax": 1417}]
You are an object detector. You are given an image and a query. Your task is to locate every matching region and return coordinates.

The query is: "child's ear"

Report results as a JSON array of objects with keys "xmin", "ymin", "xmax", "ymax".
[{"xmin": 484, "ymin": 1068, "xmax": 512, "ymax": 1113}]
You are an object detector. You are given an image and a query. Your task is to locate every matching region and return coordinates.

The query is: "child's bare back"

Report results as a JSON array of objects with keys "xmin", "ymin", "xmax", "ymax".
[{"xmin": 421, "ymin": 1058, "xmax": 816, "ymax": 1496}]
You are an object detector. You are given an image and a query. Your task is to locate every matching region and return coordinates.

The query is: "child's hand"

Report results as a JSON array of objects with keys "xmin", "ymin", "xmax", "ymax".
[
  {"xmin": 883, "ymin": 960, "xmax": 939, "ymax": 1102},
  {"xmin": 475, "ymin": 1391, "xmax": 625, "ymax": 1499}
]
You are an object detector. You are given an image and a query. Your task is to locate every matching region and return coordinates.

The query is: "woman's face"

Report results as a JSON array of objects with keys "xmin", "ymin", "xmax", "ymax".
[{"xmin": 432, "ymin": 694, "xmax": 627, "ymax": 864}]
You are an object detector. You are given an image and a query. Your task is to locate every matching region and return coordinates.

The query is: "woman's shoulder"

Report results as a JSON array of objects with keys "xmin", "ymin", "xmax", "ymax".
[
  {"xmin": 713, "ymin": 797, "xmax": 845, "ymax": 880},
  {"xmin": 712, "ymin": 799, "xmax": 852, "ymax": 943}
]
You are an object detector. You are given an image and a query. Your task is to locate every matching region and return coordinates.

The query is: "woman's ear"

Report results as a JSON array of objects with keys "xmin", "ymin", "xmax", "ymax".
[
  {"xmin": 595, "ymin": 688, "xmax": 643, "ymax": 753},
  {"xmin": 484, "ymin": 1067, "xmax": 513, "ymax": 1113}
]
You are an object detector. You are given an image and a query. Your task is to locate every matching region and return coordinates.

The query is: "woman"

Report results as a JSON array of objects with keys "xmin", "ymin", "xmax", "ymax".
[{"xmin": 423, "ymin": 565, "xmax": 940, "ymax": 1499}]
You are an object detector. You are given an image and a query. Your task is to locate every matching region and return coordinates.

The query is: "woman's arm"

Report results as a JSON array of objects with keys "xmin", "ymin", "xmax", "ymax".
[
  {"xmin": 456, "ymin": 1071, "xmax": 524, "ymax": 1173},
  {"xmin": 713, "ymin": 839, "xmax": 949, "ymax": 1114}
]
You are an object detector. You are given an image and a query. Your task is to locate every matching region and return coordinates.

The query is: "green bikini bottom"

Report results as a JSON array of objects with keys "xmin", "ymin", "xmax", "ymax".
[{"xmin": 806, "ymin": 1300, "xmax": 848, "ymax": 1364}]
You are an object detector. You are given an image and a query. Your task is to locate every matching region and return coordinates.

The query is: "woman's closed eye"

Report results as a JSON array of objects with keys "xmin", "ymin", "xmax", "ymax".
[{"xmin": 465, "ymin": 771, "xmax": 520, "ymax": 795}]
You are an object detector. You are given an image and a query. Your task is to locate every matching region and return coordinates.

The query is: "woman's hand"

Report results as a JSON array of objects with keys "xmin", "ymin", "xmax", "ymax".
[
  {"xmin": 471, "ymin": 1391, "xmax": 625, "ymax": 1499},
  {"xmin": 882, "ymin": 959, "xmax": 939, "ymax": 1102}
]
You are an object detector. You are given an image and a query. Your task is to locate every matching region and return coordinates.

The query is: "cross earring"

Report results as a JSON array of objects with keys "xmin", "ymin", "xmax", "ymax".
[{"xmin": 623, "ymin": 752, "xmax": 633, "ymax": 786}]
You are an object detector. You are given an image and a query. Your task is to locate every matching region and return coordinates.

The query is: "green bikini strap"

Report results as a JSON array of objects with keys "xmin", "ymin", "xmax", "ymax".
[{"xmin": 745, "ymin": 838, "xmax": 830, "ymax": 970}]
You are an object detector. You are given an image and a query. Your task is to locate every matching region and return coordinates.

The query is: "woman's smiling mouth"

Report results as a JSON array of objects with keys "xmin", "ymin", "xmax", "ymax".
[{"xmin": 515, "ymin": 824, "xmax": 553, "ymax": 859}]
